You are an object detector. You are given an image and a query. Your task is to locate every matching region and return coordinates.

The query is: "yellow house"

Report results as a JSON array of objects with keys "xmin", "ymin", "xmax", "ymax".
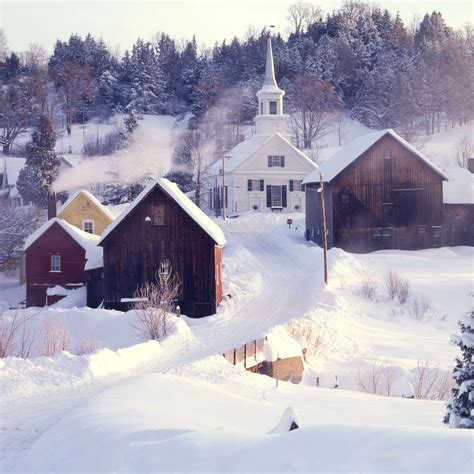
[{"xmin": 58, "ymin": 190, "xmax": 115, "ymax": 236}]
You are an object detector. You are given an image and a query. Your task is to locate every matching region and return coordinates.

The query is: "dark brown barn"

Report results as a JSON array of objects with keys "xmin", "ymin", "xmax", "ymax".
[
  {"xmin": 24, "ymin": 218, "xmax": 101, "ymax": 307},
  {"xmin": 98, "ymin": 178, "xmax": 226, "ymax": 318},
  {"xmin": 304, "ymin": 129, "xmax": 449, "ymax": 252}
]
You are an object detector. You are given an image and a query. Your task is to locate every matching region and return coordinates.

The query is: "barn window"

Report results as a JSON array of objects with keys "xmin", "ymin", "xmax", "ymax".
[
  {"xmin": 269, "ymin": 101, "xmax": 277, "ymax": 115},
  {"xmin": 268, "ymin": 155, "xmax": 285, "ymax": 167},
  {"xmin": 341, "ymin": 194, "xmax": 350, "ymax": 204},
  {"xmin": 373, "ymin": 228, "xmax": 382, "ymax": 237},
  {"xmin": 382, "ymin": 228, "xmax": 392, "ymax": 237},
  {"xmin": 383, "ymin": 149, "xmax": 391, "ymax": 160},
  {"xmin": 152, "ymin": 203, "xmax": 166, "ymax": 226},
  {"xmin": 418, "ymin": 225, "xmax": 427, "ymax": 234},
  {"xmin": 83, "ymin": 220, "xmax": 94, "ymax": 234},
  {"xmin": 51, "ymin": 255, "xmax": 61, "ymax": 272}
]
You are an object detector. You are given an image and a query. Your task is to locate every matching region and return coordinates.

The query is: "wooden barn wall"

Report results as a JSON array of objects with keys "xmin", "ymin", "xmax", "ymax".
[
  {"xmin": 26, "ymin": 223, "xmax": 86, "ymax": 307},
  {"xmin": 86, "ymin": 268, "xmax": 104, "ymax": 308},
  {"xmin": 304, "ymin": 183, "xmax": 334, "ymax": 248},
  {"xmin": 330, "ymin": 134, "xmax": 444, "ymax": 252},
  {"xmin": 102, "ymin": 187, "xmax": 218, "ymax": 318},
  {"xmin": 443, "ymin": 204, "xmax": 474, "ymax": 246}
]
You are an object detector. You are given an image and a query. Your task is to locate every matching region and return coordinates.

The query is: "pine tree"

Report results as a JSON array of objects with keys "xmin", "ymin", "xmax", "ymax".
[
  {"xmin": 17, "ymin": 115, "xmax": 60, "ymax": 208},
  {"xmin": 444, "ymin": 310, "xmax": 474, "ymax": 429},
  {"xmin": 123, "ymin": 110, "xmax": 138, "ymax": 134}
]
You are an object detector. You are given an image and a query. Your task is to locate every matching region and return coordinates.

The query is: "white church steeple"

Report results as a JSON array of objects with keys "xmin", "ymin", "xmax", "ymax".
[{"xmin": 254, "ymin": 37, "xmax": 290, "ymax": 137}]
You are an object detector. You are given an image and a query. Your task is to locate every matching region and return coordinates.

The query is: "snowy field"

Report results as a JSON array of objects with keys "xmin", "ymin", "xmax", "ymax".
[{"xmin": 1, "ymin": 214, "xmax": 472, "ymax": 472}]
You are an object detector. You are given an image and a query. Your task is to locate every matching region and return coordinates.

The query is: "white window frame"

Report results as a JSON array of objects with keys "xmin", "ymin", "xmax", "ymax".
[
  {"xmin": 269, "ymin": 101, "xmax": 277, "ymax": 115},
  {"xmin": 269, "ymin": 155, "xmax": 284, "ymax": 167},
  {"xmin": 50, "ymin": 255, "xmax": 61, "ymax": 272},
  {"xmin": 291, "ymin": 180, "xmax": 303, "ymax": 192},
  {"xmin": 249, "ymin": 179, "xmax": 262, "ymax": 191},
  {"xmin": 82, "ymin": 219, "xmax": 94, "ymax": 234}
]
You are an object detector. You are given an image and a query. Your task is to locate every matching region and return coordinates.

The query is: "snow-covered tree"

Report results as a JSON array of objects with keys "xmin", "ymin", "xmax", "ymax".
[
  {"xmin": 444, "ymin": 310, "xmax": 474, "ymax": 429},
  {"xmin": 17, "ymin": 115, "xmax": 60, "ymax": 207},
  {"xmin": 123, "ymin": 110, "xmax": 138, "ymax": 134}
]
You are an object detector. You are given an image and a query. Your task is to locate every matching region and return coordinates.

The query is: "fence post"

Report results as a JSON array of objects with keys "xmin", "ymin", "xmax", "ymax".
[
  {"xmin": 233, "ymin": 348, "xmax": 236, "ymax": 365},
  {"xmin": 254, "ymin": 339, "xmax": 257, "ymax": 360},
  {"xmin": 244, "ymin": 343, "xmax": 247, "ymax": 369}
]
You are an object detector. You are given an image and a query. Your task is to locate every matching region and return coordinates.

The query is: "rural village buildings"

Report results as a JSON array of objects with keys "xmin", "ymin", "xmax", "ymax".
[
  {"xmin": 205, "ymin": 37, "xmax": 316, "ymax": 215},
  {"xmin": 304, "ymin": 129, "xmax": 474, "ymax": 252}
]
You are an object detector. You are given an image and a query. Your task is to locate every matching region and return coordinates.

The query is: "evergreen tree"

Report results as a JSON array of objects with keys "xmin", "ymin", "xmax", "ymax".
[
  {"xmin": 17, "ymin": 115, "xmax": 60, "ymax": 208},
  {"xmin": 444, "ymin": 311, "xmax": 474, "ymax": 429},
  {"xmin": 123, "ymin": 110, "xmax": 138, "ymax": 134}
]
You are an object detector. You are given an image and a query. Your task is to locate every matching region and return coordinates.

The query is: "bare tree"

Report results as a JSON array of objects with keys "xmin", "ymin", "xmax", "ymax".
[
  {"xmin": 356, "ymin": 359, "xmax": 386, "ymax": 394},
  {"xmin": 384, "ymin": 269, "xmax": 410, "ymax": 301},
  {"xmin": 412, "ymin": 360, "xmax": 451, "ymax": 400},
  {"xmin": 50, "ymin": 62, "xmax": 96, "ymax": 136},
  {"xmin": 174, "ymin": 128, "xmax": 215, "ymax": 207},
  {"xmin": 132, "ymin": 260, "xmax": 182, "ymax": 340},
  {"xmin": 0, "ymin": 309, "xmax": 36, "ymax": 358},
  {"xmin": 359, "ymin": 275, "xmax": 377, "ymax": 300},
  {"xmin": 38, "ymin": 319, "xmax": 69, "ymax": 357},
  {"xmin": 286, "ymin": 2, "xmax": 323, "ymax": 35},
  {"xmin": 0, "ymin": 28, "xmax": 8, "ymax": 62},
  {"xmin": 76, "ymin": 336, "xmax": 102, "ymax": 355},
  {"xmin": 21, "ymin": 43, "xmax": 49, "ymax": 71},
  {"xmin": 0, "ymin": 202, "xmax": 46, "ymax": 269},
  {"xmin": 288, "ymin": 75, "xmax": 340, "ymax": 150},
  {"xmin": 452, "ymin": 136, "xmax": 474, "ymax": 168}
]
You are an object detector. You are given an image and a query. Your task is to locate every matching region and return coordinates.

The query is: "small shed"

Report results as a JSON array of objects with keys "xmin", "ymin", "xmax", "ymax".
[
  {"xmin": 24, "ymin": 218, "xmax": 101, "ymax": 307},
  {"xmin": 98, "ymin": 178, "xmax": 226, "ymax": 318}
]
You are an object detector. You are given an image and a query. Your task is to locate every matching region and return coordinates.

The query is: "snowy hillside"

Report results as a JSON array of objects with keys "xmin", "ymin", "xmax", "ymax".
[{"xmin": 1, "ymin": 214, "xmax": 472, "ymax": 472}]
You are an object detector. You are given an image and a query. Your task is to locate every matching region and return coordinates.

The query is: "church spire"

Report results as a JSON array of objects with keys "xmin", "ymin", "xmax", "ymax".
[
  {"xmin": 263, "ymin": 37, "xmax": 279, "ymax": 91},
  {"xmin": 255, "ymin": 36, "xmax": 289, "ymax": 137}
]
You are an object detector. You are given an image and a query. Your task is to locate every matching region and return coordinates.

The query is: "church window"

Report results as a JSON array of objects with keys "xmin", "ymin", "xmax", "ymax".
[
  {"xmin": 269, "ymin": 101, "xmax": 277, "ymax": 115},
  {"xmin": 260, "ymin": 102, "xmax": 263, "ymax": 115}
]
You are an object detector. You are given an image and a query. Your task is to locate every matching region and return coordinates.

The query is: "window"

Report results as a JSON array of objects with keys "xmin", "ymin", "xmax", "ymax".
[
  {"xmin": 384, "ymin": 149, "xmax": 391, "ymax": 160},
  {"xmin": 418, "ymin": 225, "xmax": 427, "ymax": 234},
  {"xmin": 289, "ymin": 180, "xmax": 302, "ymax": 192},
  {"xmin": 51, "ymin": 255, "xmax": 61, "ymax": 272},
  {"xmin": 269, "ymin": 101, "xmax": 277, "ymax": 114},
  {"xmin": 248, "ymin": 179, "xmax": 264, "ymax": 191},
  {"xmin": 83, "ymin": 220, "xmax": 94, "ymax": 234},
  {"xmin": 382, "ymin": 228, "xmax": 392, "ymax": 237},
  {"xmin": 268, "ymin": 155, "xmax": 285, "ymax": 167},
  {"xmin": 260, "ymin": 102, "xmax": 263, "ymax": 115},
  {"xmin": 152, "ymin": 203, "xmax": 166, "ymax": 226},
  {"xmin": 341, "ymin": 194, "xmax": 350, "ymax": 204}
]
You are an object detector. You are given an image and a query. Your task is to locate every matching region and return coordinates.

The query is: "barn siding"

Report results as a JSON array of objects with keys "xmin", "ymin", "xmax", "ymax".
[
  {"xmin": 26, "ymin": 222, "xmax": 87, "ymax": 307},
  {"xmin": 306, "ymin": 134, "xmax": 445, "ymax": 253},
  {"xmin": 101, "ymin": 186, "xmax": 220, "ymax": 318},
  {"xmin": 443, "ymin": 204, "xmax": 474, "ymax": 246}
]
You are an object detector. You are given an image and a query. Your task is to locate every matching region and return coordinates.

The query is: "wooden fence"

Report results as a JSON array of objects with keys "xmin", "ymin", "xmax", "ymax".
[{"xmin": 223, "ymin": 337, "xmax": 266, "ymax": 370}]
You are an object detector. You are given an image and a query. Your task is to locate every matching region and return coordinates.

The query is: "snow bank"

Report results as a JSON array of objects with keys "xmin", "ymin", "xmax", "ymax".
[
  {"xmin": 0, "ymin": 340, "xmax": 163, "ymax": 401},
  {"xmin": 264, "ymin": 326, "xmax": 302, "ymax": 361}
]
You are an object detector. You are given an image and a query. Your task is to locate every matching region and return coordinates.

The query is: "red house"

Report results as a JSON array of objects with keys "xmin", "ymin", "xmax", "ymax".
[{"xmin": 24, "ymin": 218, "xmax": 101, "ymax": 307}]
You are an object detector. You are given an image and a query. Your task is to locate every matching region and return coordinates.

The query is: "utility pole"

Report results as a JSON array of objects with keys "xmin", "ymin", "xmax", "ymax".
[
  {"xmin": 222, "ymin": 151, "xmax": 227, "ymax": 220},
  {"xmin": 320, "ymin": 173, "xmax": 328, "ymax": 284}
]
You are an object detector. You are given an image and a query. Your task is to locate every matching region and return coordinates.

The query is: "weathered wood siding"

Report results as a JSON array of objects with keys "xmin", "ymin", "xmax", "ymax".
[
  {"xmin": 101, "ymin": 186, "xmax": 221, "ymax": 318},
  {"xmin": 86, "ymin": 268, "xmax": 104, "ymax": 308},
  {"xmin": 443, "ymin": 204, "xmax": 474, "ymax": 246},
  {"xmin": 306, "ymin": 134, "xmax": 445, "ymax": 252},
  {"xmin": 304, "ymin": 182, "xmax": 333, "ymax": 248},
  {"xmin": 26, "ymin": 222, "xmax": 87, "ymax": 307}
]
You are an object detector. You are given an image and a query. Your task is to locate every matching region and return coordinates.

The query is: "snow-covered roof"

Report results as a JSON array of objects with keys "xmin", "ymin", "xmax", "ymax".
[
  {"xmin": 303, "ymin": 129, "xmax": 448, "ymax": 184},
  {"xmin": 99, "ymin": 178, "xmax": 226, "ymax": 246},
  {"xmin": 3, "ymin": 157, "xmax": 26, "ymax": 187},
  {"xmin": 24, "ymin": 218, "xmax": 102, "ymax": 265},
  {"xmin": 105, "ymin": 203, "xmax": 131, "ymax": 218},
  {"xmin": 208, "ymin": 133, "xmax": 315, "ymax": 175},
  {"xmin": 443, "ymin": 167, "xmax": 474, "ymax": 204},
  {"xmin": 58, "ymin": 189, "xmax": 115, "ymax": 221}
]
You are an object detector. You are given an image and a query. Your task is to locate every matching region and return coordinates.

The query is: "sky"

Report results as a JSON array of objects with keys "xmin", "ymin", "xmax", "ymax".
[{"xmin": 0, "ymin": 0, "xmax": 473, "ymax": 55}]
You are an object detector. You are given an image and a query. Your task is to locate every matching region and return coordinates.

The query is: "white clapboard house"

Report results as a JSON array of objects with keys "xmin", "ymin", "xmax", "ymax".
[{"xmin": 205, "ymin": 38, "xmax": 316, "ymax": 215}]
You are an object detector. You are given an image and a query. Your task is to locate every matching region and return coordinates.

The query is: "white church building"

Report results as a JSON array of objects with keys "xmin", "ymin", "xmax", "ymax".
[{"xmin": 204, "ymin": 37, "xmax": 316, "ymax": 215}]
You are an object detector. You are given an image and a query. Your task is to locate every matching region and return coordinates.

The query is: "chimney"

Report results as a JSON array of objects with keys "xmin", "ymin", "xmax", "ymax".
[
  {"xmin": 467, "ymin": 158, "xmax": 474, "ymax": 174},
  {"xmin": 48, "ymin": 192, "xmax": 57, "ymax": 220}
]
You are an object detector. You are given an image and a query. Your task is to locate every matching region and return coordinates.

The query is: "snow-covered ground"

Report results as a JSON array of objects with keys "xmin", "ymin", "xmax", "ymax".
[{"xmin": 1, "ymin": 214, "xmax": 472, "ymax": 472}]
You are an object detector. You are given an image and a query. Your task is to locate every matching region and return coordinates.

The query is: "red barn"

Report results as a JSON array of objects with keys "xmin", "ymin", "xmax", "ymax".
[
  {"xmin": 24, "ymin": 218, "xmax": 101, "ymax": 307},
  {"xmin": 98, "ymin": 178, "xmax": 226, "ymax": 318}
]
